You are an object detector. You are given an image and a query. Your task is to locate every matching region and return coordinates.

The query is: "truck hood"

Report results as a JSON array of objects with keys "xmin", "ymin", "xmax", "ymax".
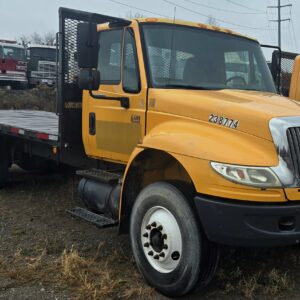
[{"xmin": 149, "ymin": 89, "xmax": 300, "ymax": 141}]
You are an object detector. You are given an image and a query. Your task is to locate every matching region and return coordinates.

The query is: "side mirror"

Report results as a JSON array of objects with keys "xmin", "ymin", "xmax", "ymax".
[
  {"xmin": 78, "ymin": 69, "xmax": 100, "ymax": 90},
  {"xmin": 271, "ymin": 50, "xmax": 280, "ymax": 83},
  {"xmin": 77, "ymin": 22, "xmax": 99, "ymax": 68},
  {"xmin": 270, "ymin": 50, "xmax": 282, "ymax": 93}
]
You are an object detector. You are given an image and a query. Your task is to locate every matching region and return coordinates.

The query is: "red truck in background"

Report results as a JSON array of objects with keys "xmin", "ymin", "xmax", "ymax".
[{"xmin": 0, "ymin": 40, "xmax": 27, "ymax": 89}]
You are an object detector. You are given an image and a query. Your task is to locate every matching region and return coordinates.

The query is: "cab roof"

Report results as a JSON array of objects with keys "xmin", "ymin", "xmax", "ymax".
[
  {"xmin": 137, "ymin": 18, "xmax": 256, "ymax": 41},
  {"xmin": 0, "ymin": 42, "xmax": 24, "ymax": 49},
  {"xmin": 97, "ymin": 17, "xmax": 256, "ymax": 42},
  {"xmin": 27, "ymin": 44, "xmax": 56, "ymax": 49}
]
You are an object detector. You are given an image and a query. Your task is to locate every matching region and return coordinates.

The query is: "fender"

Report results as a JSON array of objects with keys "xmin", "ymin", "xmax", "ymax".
[
  {"xmin": 119, "ymin": 120, "xmax": 285, "ymax": 224},
  {"xmin": 142, "ymin": 120, "xmax": 278, "ymax": 166}
]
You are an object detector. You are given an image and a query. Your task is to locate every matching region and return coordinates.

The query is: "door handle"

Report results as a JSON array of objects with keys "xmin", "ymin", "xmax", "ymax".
[{"xmin": 89, "ymin": 112, "xmax": 96, "ymax": 135}]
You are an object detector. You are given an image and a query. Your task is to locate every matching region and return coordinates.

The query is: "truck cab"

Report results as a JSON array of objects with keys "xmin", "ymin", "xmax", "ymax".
[
  {"xmin": 76, "ymin": 16, "xmax": 300, "ymax": 296},
  {"xmin": 82, "ymin": 19, "xmax": 276, "ymax": 163},
  {"xmin": 26, "ymin": 44, "xmax": 57, "ymax": 87},
  {"xmin": 0, "ymin": 40, "xmax": 27, "ymax": 89}
]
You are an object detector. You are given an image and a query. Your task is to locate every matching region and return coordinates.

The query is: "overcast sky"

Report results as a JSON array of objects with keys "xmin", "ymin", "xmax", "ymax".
[{"xmin": 0, "ymin": 0, "xmax": 299, "ymax": 58}]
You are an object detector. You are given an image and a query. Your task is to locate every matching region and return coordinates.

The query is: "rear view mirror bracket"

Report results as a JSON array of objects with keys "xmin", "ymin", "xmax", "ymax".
[{"xmin": 78, "ymin": 69, "xmax": 129, "ymax": 109}]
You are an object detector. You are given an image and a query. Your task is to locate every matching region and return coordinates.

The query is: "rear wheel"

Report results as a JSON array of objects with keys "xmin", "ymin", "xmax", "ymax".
[
  {"xmin": 17, "ymin": 155, "xmax": 57, "ymax": 172},
  {"xmin": 130, "ymin": 182, "xmax": 219, "ymax": 297},
  {"xmin": 0, "ymin": 141, "xmax": 9, "ymax": 187}
]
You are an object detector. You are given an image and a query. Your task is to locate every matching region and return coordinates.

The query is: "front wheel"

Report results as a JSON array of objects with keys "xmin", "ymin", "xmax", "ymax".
[{"xmin": 130, "ymin": 182, "xmax": 219, "ymax": 297}]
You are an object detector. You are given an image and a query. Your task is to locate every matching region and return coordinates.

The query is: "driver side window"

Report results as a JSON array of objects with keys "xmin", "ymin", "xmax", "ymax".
[
  {"xmin": 123, "ymin": 28, "xmax": 140, "ymax": 93},
  {"xmin": 98, "ymin": 29, "xmax": 123, "ymax": 84}
]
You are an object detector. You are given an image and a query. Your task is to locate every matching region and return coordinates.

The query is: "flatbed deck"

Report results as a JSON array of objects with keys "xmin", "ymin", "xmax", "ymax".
[{"xmin": 0, "ymin": 110, "xmax": 59, "ymax": 143}]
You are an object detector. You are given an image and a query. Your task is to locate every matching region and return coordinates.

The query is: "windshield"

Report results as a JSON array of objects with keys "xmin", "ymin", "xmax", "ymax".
[
  {"xmin": 28, "ymin": 47, "xmax": 56, "ymax": 62},
  {"xmin": 0, "ymin": 45, "xmax": 25, "ymax": 61},
  {"xmin": 142, "ymin": 24, "xmax": 276, "ymax": 93}
]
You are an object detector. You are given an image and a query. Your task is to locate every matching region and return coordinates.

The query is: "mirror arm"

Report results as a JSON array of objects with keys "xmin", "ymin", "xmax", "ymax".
[{"xmin": 88, "ymin": 89, "xmax": 130, "ymax": 109}]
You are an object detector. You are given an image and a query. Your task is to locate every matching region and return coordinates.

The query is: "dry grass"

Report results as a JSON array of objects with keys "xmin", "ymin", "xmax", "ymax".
[
  {"xmin": 0, "ymin": 85, "xmax": 55, "ymax": 112},
  {"xmin": 219, "ymin": 267, "xmax": 289, "ymax": 298},
  {"xmin": 2, "ymin": 244, "xmax": 293, "ymax": 300},
  {"xmin": 60, "ymin": 245, "xmax": 154, "ymax": 299},
  {"xmin": 216, "ymin": 247, "xmax": 294, "ymax": 298},
  {"xmin": 0, "ymin": 248, "xmax": 58, "ymax": 289},
  {"xmin": 0, "ymin": 243, "xmax": 154, "ymax": 300}
]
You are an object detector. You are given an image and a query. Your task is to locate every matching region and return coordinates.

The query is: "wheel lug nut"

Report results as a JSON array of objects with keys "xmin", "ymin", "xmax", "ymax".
[
  {"xmin": 157, "ymin": 225, "xmax": 163, "ymax": 231},
  {"xmin": 143, "ymin": 233, "xmax": 149, "ymax": 238},
  {"xmin": 146, "ymin": 225, "xmax": 151, "ymax": 230},
  {"xmin": 162, "ymin": 234, "xmax": 167, "ymax": 239},
  {"xmin": 144, "ymin": 242, "xmax": 150, "ymax": 247},
  {"xmin": 163, "ymin": 244, "xmax": 168, "ymax": 250},
  {"xmin": 151, "ymin": 222, "xmax": 157, "ymax": 227},
  {"xmin": 154, "ymin": 255, "xmax": 159, "ymax": 260},
  {"xmin": 159, "ymin": 252, "xmax": 165, "ymax": 258},
  {"xmin": 148, "ymin": 251, "xmax": 153, "ymax": 256}
]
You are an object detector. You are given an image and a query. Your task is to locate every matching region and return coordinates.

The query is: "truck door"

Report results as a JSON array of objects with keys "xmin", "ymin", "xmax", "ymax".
[{"xmin": 83, "ymin": 25, "xmax": 146, "ymax": 163}]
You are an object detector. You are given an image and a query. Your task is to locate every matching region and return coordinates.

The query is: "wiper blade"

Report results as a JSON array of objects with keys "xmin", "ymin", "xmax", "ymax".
[
  {"xmin": 163, "ymin": 84, "xmax": 215, "ymax": 90},
  {"xmin": 243, "ymin": 88, "xmax": 262, "ymax": 91}
]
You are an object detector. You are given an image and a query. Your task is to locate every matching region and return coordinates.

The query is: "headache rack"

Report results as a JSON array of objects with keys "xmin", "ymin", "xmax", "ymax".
[
  {"xmin": 271, "ymin": 50, "xmax": 299, "ymax": 97},
  {"xmin": 56, "ymin": 7, "xmax": 129, "ymax": 166}
]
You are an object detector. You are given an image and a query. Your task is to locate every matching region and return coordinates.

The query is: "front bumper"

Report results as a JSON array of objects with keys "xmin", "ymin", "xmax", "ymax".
[
  {"xmin": 195, "ymin": 195, "xmax": 300, "ymax": 247},
  {"xmin": 29, "ymin": 77, "xmax": 55, "ymax": 86},
  {"xmin": 0, "ymin": 75, "xmax": 27, "ymax": 82}
]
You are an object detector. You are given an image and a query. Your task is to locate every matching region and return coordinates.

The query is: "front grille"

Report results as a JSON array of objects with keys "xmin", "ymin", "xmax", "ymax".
[
  {"xmin": 286, "ymin": 127, "xmax": 300, "ymax": 178},
  {"xmin": 38, "ymin": 61, "xmax": 56, "ymax": 77}
]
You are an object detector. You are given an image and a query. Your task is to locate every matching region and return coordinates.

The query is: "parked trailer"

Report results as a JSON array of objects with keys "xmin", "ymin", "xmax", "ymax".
[{"xmin": 1, "ymin": 7, "xmax": 300, "ymax": 297}]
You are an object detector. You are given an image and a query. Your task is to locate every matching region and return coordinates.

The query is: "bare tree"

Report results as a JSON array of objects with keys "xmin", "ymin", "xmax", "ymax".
[
  {"xmin": 43, "ymin": 32, "xmax": 56, "ymax": 46},
  {"xmin": 16, "ymin": 32, "xmax": 56, "ymax": 46},
  {"xmin": 17, "ymin": 34, "xmax": 31, "ymax": 47},
  {"xmin": 206, "ymin": 15, "xmax": 219, "ymax": 26},
  {"xmin": 30, "ymin": 32, "xmax": 44, "ymax": 45}
]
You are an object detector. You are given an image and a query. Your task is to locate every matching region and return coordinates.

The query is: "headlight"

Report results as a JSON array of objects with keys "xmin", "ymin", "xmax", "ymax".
[
  {"xmin": 16, "ymin": 65, "xmax": 27, "ymax": 71},
  {"xmin": 211, "ymin": 162, "xmax": 282, "ymax": 188}
]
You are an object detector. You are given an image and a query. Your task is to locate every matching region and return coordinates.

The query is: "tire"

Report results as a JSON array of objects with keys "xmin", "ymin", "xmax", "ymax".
[{"xmin": 130, "ymin": 182, "xmax": 220, "ymax": 297}]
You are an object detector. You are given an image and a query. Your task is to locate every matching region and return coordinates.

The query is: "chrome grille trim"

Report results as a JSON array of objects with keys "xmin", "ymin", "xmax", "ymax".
[
  {"xmin": 269, "ymin": 117, "xmax": 300, "ymax": 187},
  {"xmin": 286, "ymin": 127, "xmax": 300, "ymax": 179}
]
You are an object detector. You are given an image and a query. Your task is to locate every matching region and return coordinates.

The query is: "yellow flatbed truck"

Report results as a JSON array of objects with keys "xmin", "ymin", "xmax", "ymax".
[{"xmin": 0, "ymin": 7, "xmax": 300, "ymax": 297}]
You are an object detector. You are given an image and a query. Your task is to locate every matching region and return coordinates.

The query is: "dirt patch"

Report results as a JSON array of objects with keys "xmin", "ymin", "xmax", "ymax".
[
  {"xmin": 1, "ymin": 168, "xmax": 300, "ymax": 299},
  {"xmin": 0, "ymin": 86, "xmax": 55, "ymax": 112}
]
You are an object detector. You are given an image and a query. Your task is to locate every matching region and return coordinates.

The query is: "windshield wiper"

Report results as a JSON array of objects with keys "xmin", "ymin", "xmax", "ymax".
[
  {"xmin": 243, "ymin": 88, "xmax": 262, "ymax": 92},
  {"xmin": 163, "ymin": 84, "xmax": 216, "ymax": 90}
]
